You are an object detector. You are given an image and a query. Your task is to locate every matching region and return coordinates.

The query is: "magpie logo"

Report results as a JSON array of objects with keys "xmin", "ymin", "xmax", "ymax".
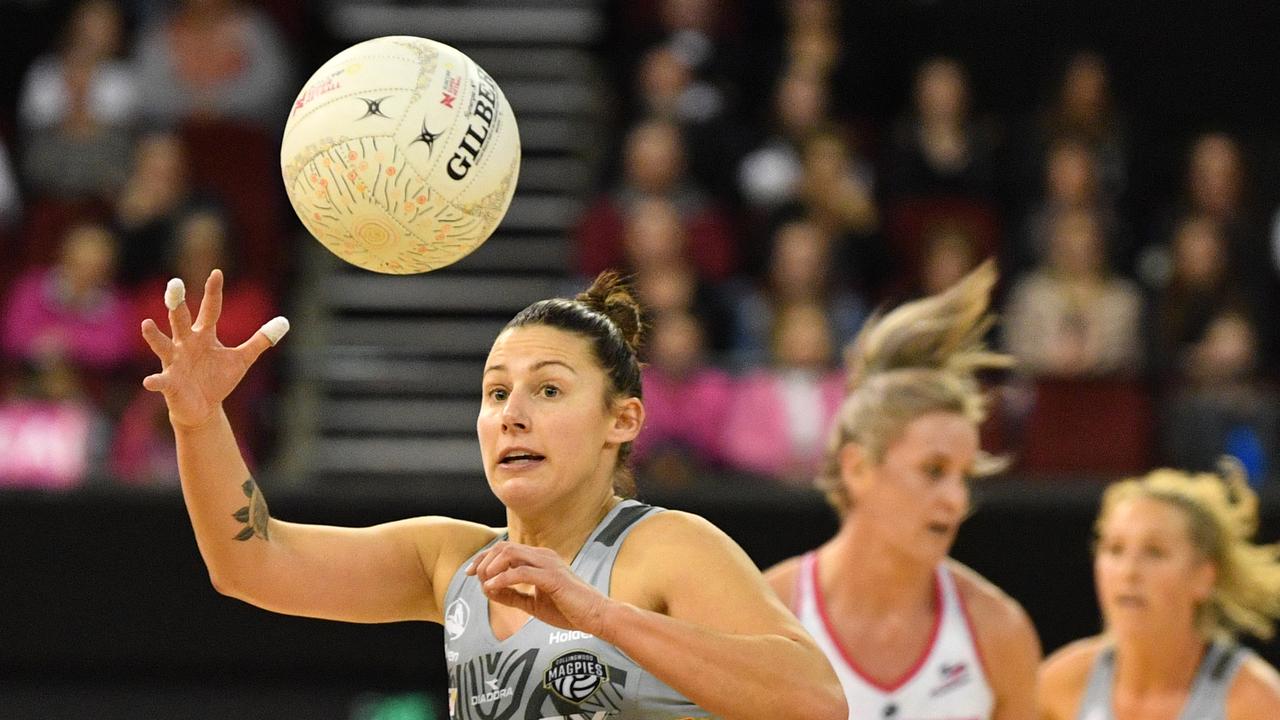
[{"xmin": 543, "ymin": 650, "xmax": 608, "ymax": 704}]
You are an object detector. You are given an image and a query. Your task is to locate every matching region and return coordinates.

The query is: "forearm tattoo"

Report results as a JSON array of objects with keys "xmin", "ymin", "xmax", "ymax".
[{"xmin": 232, "ymin": 478, "xmax": 270, "ymax": 541}]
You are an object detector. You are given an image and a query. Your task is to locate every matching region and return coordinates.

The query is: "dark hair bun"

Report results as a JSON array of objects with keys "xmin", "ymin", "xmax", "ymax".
[{"xmin": 576, "ymin": 270, "xmax": 645, "ymax": 352}]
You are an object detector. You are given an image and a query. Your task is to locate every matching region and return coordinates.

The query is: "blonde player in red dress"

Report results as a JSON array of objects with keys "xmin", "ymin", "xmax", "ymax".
[{"xmin": 767, "ymin": 261, "xmax": 1041, "ymax": 720}]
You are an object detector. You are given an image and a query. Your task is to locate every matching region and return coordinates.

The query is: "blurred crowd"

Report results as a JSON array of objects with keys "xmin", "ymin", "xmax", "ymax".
[
  {"xmin": 591, "ymin": 0, "xmax": 1280, "ymax": 489},
  {"xmin": 0, "ymin": 0, "xmax": 1276, "ymax": 491},
  {"xmin": 0, "ymin": 0, "xmax": 295, "ymax": 489}
]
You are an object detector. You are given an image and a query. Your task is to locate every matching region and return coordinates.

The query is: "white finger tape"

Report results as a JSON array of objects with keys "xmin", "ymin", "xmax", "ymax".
[
  {"xmin": 164, "ymin": 278, "xmax": 185, "ymax": 311},
  {"xmin": 260, "ymin": 316, "xmax": 290, "ymax": 346}
]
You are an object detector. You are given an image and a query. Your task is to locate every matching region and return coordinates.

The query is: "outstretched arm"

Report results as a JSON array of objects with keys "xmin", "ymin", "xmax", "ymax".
[
  {"xmin": 142, "ymin": 270, "xmax": 493, "ymax": 624},
  {"xmin": 470, "ymin": 511, "xmax": 846, "ymax": 720}
]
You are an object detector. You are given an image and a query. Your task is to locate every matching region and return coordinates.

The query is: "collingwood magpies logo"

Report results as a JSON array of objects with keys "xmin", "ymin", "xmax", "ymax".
[
  {"xmin": 543, "ymin": 650, "xmax": 609, "ymax": 704},
  {"xmin": 411, "ymin": 116, "xmax": 444, "ymax": 156},
  {"xmin": 356, "ymin": 96, "xmax": 392, "ymax": 120}
]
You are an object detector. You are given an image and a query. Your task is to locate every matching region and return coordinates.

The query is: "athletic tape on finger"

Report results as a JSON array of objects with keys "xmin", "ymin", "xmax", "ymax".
[
  {"xmin": 260, "ymin": 316, "xmax": 290, "ymax": 346},
  {"xmin": 164, "ymin": 278, "xmax": 185, "ymax": 311}
]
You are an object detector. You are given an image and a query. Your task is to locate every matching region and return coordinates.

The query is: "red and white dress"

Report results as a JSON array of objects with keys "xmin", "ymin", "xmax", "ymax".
[{"xmin": 794, "ymin": 552, "xmax": 994, "ymax": 720}]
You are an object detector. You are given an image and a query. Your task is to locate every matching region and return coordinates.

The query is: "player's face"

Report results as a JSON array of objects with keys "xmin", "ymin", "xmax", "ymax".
[
  {"xmin": 854, "ymin": 411, "xmax": 977, "ymax": 562},
  {"xmin": 1094, "ymin": 497, "xmax": 1215, "ymax": 639},
  {"xmin": 478, "ymin": 325, "xmax": 633, "ymax": 511}
]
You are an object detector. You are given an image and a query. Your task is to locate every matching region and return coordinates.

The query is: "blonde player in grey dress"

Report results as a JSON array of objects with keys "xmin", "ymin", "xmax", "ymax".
[
  {"xmin": 139, "ymin": 269, "xmax": 846, "ymax": 720},
  {"xmin": 1038, "ymin": 462, "xmax": 1280, "ymax": 720}
]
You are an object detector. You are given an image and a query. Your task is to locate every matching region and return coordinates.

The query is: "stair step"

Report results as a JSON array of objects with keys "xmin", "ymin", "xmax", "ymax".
[
  {"xmin": 316, "ymin": 355, "xmax": 481, "ymax": 394},
  {"xmin": 314, "ymin": 436, "xmax": 482, "ymax": 475},
  {"xmin": 319, "ymin": 398, "xmax": 477, "ymax": 433},
  {"xmin": 328, "ymin": 5, "xmax": 604, "ymax": 45},
  {"xmin": 321, "ymin": 274, "xmax": 562, "ymax": 313}
]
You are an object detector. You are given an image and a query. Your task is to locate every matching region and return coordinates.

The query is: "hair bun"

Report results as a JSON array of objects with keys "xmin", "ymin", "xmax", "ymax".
[{"xmin": 576, "ymin": 270, "xmax": 645, "ymax": 352}]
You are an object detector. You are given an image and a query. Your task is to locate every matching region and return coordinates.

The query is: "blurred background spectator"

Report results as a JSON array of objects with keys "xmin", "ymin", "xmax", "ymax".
[
  {"xmin": 1003, "ymin": 209, "xmax": 1143, "ymax": 377},
  {"xmin": 134, "ymin": 0, "xmax": 291, "ymax": 127}
]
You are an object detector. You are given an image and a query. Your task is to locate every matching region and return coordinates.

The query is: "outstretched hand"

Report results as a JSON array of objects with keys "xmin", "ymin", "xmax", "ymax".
[
  {"xmin": 140, "ymin": 269, "xmax": 289, "ymax": 429},
  {"xmin": 467, "ymin": 541, "xmax": 613, "ymax": 636}
]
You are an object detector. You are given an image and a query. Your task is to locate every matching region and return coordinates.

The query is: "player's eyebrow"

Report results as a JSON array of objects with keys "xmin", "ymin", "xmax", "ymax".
[{"xmin": 483, "ymin": 359, "xmax": 578, "ymax": 376}]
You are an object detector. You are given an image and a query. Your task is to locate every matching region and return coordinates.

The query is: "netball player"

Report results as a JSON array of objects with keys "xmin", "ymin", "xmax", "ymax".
[
  {"xmin": 140, "ymin": 269, "xmax": 846, "ymax": 720},
  {"xmin": 1038, "ymin": 462, "xmax": 1280, "ymax": 720},
  {"xmin": 765, "ymin": 261, "xmax": 1041, "ymax": 719}
]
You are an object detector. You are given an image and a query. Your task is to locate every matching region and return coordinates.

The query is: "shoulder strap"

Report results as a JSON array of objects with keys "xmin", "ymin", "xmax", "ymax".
[{"xmin": 1076, "ymin": 645, "xmax": 1116, "ymax": 720}]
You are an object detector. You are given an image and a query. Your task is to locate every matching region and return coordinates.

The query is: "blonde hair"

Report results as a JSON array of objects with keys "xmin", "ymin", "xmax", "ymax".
[
  {"xmin": 1097, "ymin": 459, "xmax": 1280, "ymax": 640},
  {"xmin": 817, "ymin": 260, "xmax": 1012, "ymax": 515}
]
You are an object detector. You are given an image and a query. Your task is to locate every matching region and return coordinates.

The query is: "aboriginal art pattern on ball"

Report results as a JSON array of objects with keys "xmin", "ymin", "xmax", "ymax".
[{"xmin": 286, "ymin": 136, "xmax": 516, "ymax": 274}]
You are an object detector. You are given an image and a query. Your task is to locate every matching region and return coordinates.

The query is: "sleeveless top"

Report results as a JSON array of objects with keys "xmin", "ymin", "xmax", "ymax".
[
  {"xmin": 443, "ymin": 499, "xmax": 712, "ymax": 720},
  {"xmin": 1076, "ymin": 639, "xmax": 1252, "ymax": 720},
  {"xmin": 793, "ymin": 552, "xmax": 995, "ymax": 720}
]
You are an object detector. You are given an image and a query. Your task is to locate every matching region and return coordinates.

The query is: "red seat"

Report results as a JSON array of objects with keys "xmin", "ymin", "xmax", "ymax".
[{"xmin": 1018, "ymin": 377, "xmax": 1154, "ymax": 477}]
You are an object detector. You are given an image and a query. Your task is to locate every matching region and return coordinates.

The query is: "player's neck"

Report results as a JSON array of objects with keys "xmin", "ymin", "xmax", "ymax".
[
  {"xmin": 821, "ymin": 519, "xmax": 938, "ymax": 616},
  {"xmin": 1112, "ymin": 627, "xmax": 1207, "ymax": 695},
  {"xmin": 506, "ymin": 488, "xmax": 619, "ymax": 564}
]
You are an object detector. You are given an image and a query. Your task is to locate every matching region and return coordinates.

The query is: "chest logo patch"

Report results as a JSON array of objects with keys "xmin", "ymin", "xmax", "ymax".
[{"xmin": 543, "ymin": 650, "xmax": 609, "ymax": 704}]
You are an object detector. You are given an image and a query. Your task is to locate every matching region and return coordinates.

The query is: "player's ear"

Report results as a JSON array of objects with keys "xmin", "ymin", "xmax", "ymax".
[
  {"xmin": 839, "ymin": 442, "xmax": 873, "ymax": 500},
  {"xmin": 607, "ymin": 396, "xmax": 644, "ymax": 445}
]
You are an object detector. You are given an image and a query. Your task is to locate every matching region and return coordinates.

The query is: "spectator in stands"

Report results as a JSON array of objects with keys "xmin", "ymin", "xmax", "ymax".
[
  {"xmin": 19, "ymin": 0, "xmax": 136, "ymax": 202},
  {"xmin": 917, "ymin": 222, "xmax": 981, "ymax": 297},
  {"xmin": 635, "ymin": 43, "xmax": 725, "ymax": 129},
  {"xmin": 737, "ymin": 69, "xmax": 833, "ymax": 214},
  {"xmin": 727, "ymin": 217, "xmax": 866, "ymax": 368},
  {"xmin": 632, "ymin": 310, "xmax": 732, "ymax": 486},
  {"xmin": 618, "ymin": 0, "xmax": 742, "ymax": 94},
  {"xmin": 1033, "ymin": 51, "xmax": 1128, "ymax": 203},
  {"xmin": 134, "ymin": 0, "xmax": 291, "ymax": 127},
  {"xmin": 1003, "ymin": 209, "xmax": 1143, "ymax": 376},
  {"xmin": 720, "ymin": 303, "xmax": 845, "ymax": 484},
  {"xmin": 885, "ymin": 56, "xmax": 997, "ymax": 201},
  {"xmin": 1171, "ymin": 134, "xmax": 1272, "ymax": 303},
  {"xmin": 114, "ymin": 130, "xmax": 211, "ymax": 284},
  {"xmin": 1, "ymin": 222, "xmax": 132, "ymax": 373},
  {"xmin": 632, "ymin": 42, "xmax": 742, "ymax": 195},
  {"xmin": 1017, "ymin": 137, "xmax": 1133, "ymax": 275},
  {"xmin": 1148, "ymin": 216, "xmax": 1259, "ymax": 380},
  {"xmin": 797, "ymin": 127, "xmax": 878, "ymax": 244},
  {"xmin": 19, "ymin": 0, "xmax": 137, "ymax": 132},
  {"xmin": 1159, "ymin": 311, "xmax": 1278, "ymax": 485},
  {"xmin": 616, "ymin": 197, "xmax": 734, "ymax": 352},
  {"xmin": 576, "ymin": 118, "xmax": 737, "ymax": 283}
]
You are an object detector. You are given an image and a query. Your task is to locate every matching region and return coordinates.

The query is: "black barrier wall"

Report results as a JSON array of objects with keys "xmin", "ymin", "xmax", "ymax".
[{"xmin": 1, "ymin": 479, "xmax": 1277, "ymax": 718}]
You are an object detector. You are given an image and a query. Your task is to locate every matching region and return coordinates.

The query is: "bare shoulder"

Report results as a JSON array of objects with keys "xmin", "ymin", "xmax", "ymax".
[
  {"xmin": 1038, "ymin": 636, "xmax": 1107, "ymax": 720},
  {"xmin": 947, "ymin": 560, "xmax": 1038, "ymax": 642},
  {"xmin": 1227, "ymin": 653, "xmax": 1280, "ymax": 720},
  {"xmin": 762, "ymin": 555, "xmax": 804, "ymax": 609},
  {"xmin": 947, "ymin": 560, "xmax": 1042, "ymax": 716},
  {"xmin": 614, "ymin": 509, "xmax": 779, "ymax": 616},
  {"xmin": 411, "ymin": 516, "xmax": 503, "ymax": 607}
]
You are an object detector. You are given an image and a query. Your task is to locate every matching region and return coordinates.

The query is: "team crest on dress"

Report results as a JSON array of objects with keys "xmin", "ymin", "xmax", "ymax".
[{"xmin": 543, "ymin": 650, "xmax": 609, "ymax": 704}]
